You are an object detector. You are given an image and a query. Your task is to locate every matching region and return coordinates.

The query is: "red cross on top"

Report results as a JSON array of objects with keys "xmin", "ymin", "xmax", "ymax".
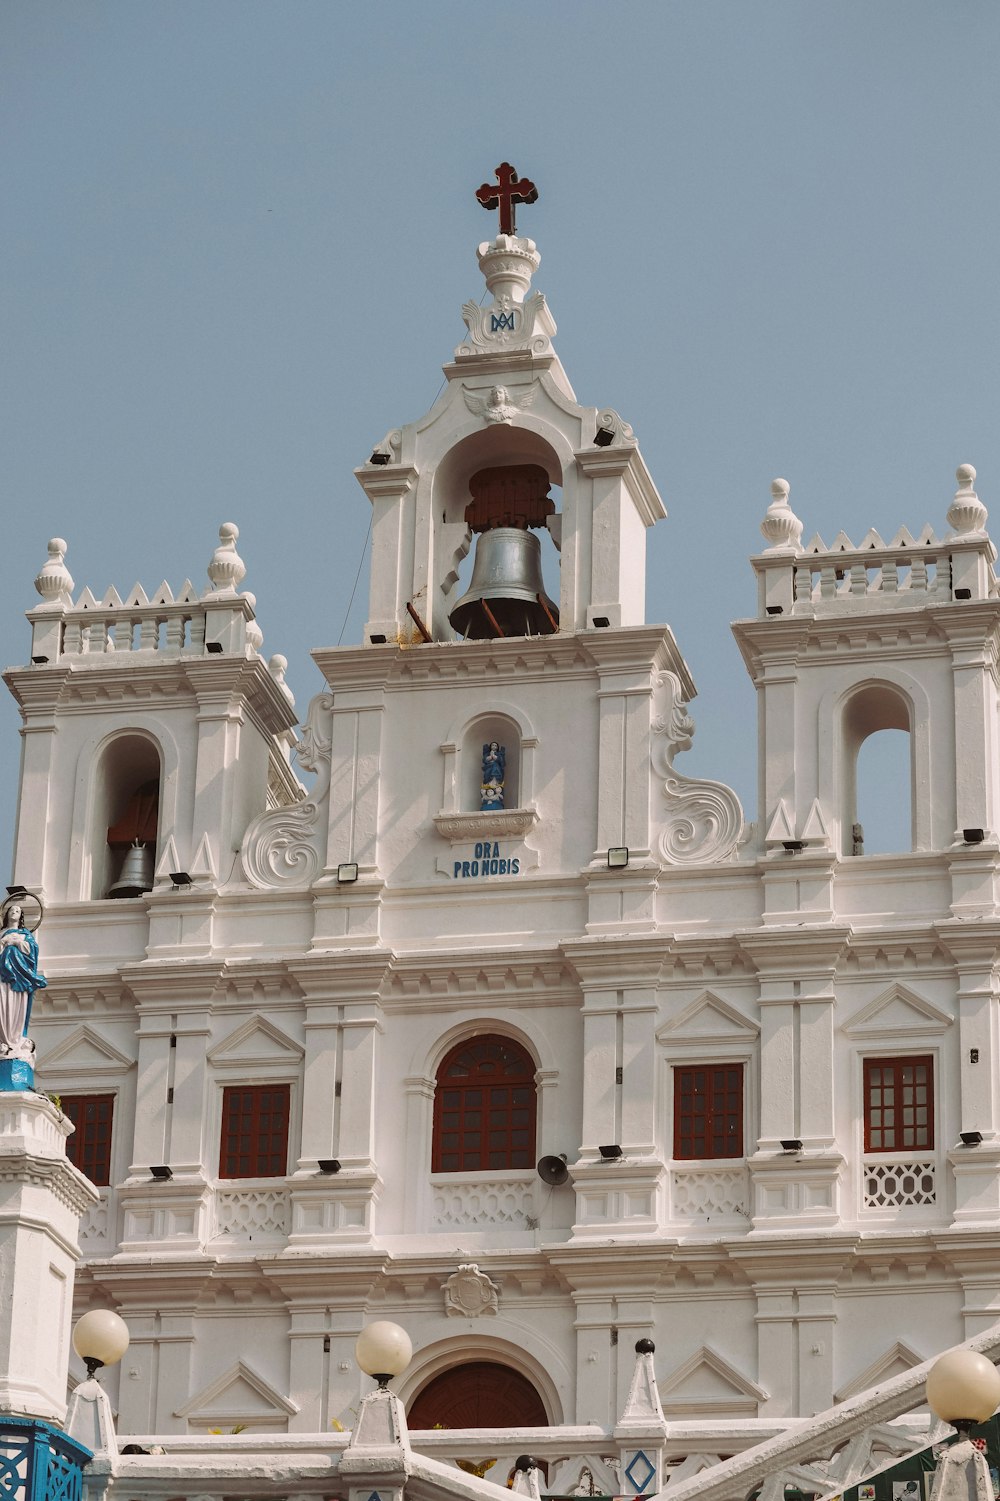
[{"xmin": 475, "ymin": 162, "xmax": 538, "ymax": 237}]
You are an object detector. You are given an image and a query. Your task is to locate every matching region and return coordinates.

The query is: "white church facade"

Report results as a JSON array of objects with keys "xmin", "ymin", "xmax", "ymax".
[{"xmin": 5, "ymin": 166, "xmax": 1000, "ymax": 1495}]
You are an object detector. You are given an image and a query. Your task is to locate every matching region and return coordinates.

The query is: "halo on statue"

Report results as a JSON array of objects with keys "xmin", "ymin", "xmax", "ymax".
[{"xmin": 2, "ymin": 892, "xmax": 44, "ymax": 933}]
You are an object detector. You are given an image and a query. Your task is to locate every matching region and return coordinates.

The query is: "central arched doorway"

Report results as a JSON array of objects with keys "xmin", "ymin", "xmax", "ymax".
[{"xmin": 407, "ymin": 1360, "xmax": 548, "ymax": 1429}]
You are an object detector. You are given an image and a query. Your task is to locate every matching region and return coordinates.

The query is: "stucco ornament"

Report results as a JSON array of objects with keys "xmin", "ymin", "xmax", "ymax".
[
  {"xmin": 241, "ymin": 693, "xmax": 333, "ymax": 889},
  {"xmin": 0, "ymin": 893, "xmax": 46, "ymax": 1091},
  {"xmin": 463, "ymin": 383, "xmax": 537, "ymax": 426},
  {"xmin": 652, "ymin": 673, "xmax": 744, "ymax": 866},
  {"xmin": 443, "ymin": 1263, "xmax": 501, "ymax": 1318}
]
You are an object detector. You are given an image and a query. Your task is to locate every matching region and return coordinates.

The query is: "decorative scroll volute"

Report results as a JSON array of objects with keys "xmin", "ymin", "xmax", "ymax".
[
  {"xmin": 651, "ymin": 673, "xmax": 744, "ymax": 866},
  {"xmin": 241, "ymin": 694, "xmax": 333, "ymax": 890}
]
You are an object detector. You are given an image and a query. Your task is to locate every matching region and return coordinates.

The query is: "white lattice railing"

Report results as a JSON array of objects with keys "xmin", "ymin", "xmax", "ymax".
[
  {"xmin": 862, "ymin": 1156, "xmax": 936, "ymax": 1210},
  {"xmin": 431, "ymin": 1173, "xmax": 536, "ymax": 1229},
  {"xmin": 791, "ymin": 536, "xmax": 953, "ymax": 612},
  {"xmin": 670, "ymin": 1165, "xmax": 750, "ymax": 1224},
  {"xmin": 212, "ymin": 1186, "xmax": 290, "ymax": 1239}
]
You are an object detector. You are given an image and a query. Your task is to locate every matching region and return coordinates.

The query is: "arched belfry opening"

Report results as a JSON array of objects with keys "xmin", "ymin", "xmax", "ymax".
[
  {"xmin": 842, "ymin": 684, "xmax": 913, "ymax": 855},
  {"xmin": 449, "ymin": 464, "xmax": 559, "ymax": 639},
  {"xmin": 90, "ymin": 734, "xmax": 162, "ymax": 899}
]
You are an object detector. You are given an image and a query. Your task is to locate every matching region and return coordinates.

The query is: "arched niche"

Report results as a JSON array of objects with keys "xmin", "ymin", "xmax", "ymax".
[
  {"xmin": 89, "ymin": 732, "xmax": 163, "ymax": 899},
  {"xmin": 461, "ymin": 713, "xmax": 522, "ymax": 811},
  {"xmin": 398, "ymin": 1331, "xmax": 563, "ymax": 1427},
  {"xmin": 841, "ymin": 683, "xmax": 913, "ymax": 855}
]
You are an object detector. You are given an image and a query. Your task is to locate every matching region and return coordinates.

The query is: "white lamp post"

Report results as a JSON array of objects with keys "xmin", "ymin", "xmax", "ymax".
[
  {"xmin": 926, "ymin": 1348, "xmax": 1000, "ymax": 1501},
  {"xmin": 354, "ymin": 1320, "xmax": 413, "ymax": 1390},
  {"xmin": 65, "ymin": 1311, "xmax": 130, "ymax": 1457}
]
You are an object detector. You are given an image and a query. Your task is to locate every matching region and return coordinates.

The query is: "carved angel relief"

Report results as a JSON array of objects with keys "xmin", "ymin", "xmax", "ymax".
[
  {"xmin": 651, "ymin": 673, "xmax": 745, "ymax": 866},
  {"xmin": 463, "ymin": 383, "xmax": 537, "ymax": 426},
  {"xmin": 241, "ymin": 693, "xmax": 333, "ymax": 889},
  {"xmin": 443, "ymin": 1263, "xmax": 500, "ymax": 1319}
]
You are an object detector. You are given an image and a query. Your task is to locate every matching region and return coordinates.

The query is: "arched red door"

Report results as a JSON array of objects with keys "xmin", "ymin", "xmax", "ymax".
[{"xmin": 408, "ymin": 1361, "xmax": 548, "ymax": 1429}]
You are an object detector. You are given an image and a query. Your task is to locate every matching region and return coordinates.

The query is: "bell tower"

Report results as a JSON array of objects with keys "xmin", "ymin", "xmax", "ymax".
[{"xmin": 357, "ymin": 162, "xmax": 665, "ymax": 649}]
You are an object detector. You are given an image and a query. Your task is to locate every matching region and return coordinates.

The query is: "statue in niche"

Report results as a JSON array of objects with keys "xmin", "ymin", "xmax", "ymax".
[
  {"xmin": 481, "ymin": 741, "xmax": 506, "ymax": 810},
  {"xmin": 0, "ymin": 894, "xmax": 46, "ymax": 1092}
]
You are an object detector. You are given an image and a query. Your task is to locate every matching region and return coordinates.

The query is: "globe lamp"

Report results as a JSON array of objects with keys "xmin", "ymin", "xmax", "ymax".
[
  {"xmin": 355, "ymin": 1321, "xmax": 412, "ymax": 1390},
  {"xmin": 73, "ymin": 1309, "xmax": 130, "ymax": 1381},
  {"xmin": 926, "ymin": 1349, "xmax": 1000, "ymax": 1434}
]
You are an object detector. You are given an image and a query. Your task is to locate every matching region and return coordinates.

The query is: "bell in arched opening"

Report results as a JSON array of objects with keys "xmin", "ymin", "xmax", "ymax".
[
  {"xmin": 105, "ymin": 778, "xmax": 158, "ymax": 898},
  {"xmin": 449, "ymin": 465, "xmax": 559, "ymax": 640},
  {"xmin": 107, "ymin": 839, "xmax": 155, "ymax": 899}
]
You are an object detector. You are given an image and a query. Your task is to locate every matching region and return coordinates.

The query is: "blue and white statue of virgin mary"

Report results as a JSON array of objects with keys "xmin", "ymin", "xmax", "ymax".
[{"xmin": 0, "ymin": 897, "xmax": 46, "ymax": 1091}]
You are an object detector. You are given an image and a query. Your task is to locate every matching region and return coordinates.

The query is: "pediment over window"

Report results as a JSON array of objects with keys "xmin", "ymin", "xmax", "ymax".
[
  {"xmin": 658, "ymin": 1345, "xmax": 767, "ymax": 1416},
  {"xmin": 174, "ymin": 1360, "xmax": 299, "ymax": 1428},
  {"xmin": 207, "ymin": 1015, "xmax": 304, "ymax": 1069},
  {"xmin": 842, "ymin": 983, "xmax": 951, "ymax": 1040},
  {"xmin": 834, "ymin": 1340, "xmax": 924, "ymax": 1402},
  {"xmin": 657, "ymin": 991, "xmax": 759, "ymax": 1046},
  {"xmin": 40, "ymin": 1025, "xmax": 133, "ymax": 1078}
]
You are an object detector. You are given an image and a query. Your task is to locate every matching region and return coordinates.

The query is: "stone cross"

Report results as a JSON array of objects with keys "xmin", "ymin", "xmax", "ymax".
[{"xmin": 475, "ymin": 162, "xmax": 538, "ymax": 236}]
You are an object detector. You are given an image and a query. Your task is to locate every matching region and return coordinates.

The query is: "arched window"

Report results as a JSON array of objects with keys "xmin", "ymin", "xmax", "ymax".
[
  {"xmin": 432, "ymin": 1035, "xmax": 536, "ymax": 1173},
  {"xmin": 842, "ymin": 685, "xmax": 913, "ymax": 855}
]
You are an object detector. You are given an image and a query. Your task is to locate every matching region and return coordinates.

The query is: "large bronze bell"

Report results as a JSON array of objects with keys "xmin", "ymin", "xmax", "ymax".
[
  {"xmin": 449, "ymin": 527, "xmax": 559, "ymax": 640},
  {"xmin": 107, "ymin": 839, "xmax": 155, "ymax": 899}
]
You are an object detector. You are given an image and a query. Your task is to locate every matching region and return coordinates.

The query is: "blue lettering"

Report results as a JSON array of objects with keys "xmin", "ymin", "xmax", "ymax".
[
  {"xmin": 470, "ymin": 860, "xmax": 479, "ymax": 876},
  {"xmin": 461, "ymin": 861, "xmax": 471, "ymax": 878},
  {"xmin": 499, "ymin": 858, "xmax": 508, "ymax": 875},
  {"xmin": 474, "ymin": 841, "xmax": 485, "ymax": 859},
  {"xmin": 491, "ymin": 842, "xmax": 500, "ymax": 858},
  {"xmin": 453, "ymin": 861, "xmax": 462, "ymax": 879},
  {"xmin": 511, "ymin": 858, "xmax": 520, "ymax": 874},
  {"xmin": 490, "ymin": 859, "xmax": 499, "ymax": 874}
]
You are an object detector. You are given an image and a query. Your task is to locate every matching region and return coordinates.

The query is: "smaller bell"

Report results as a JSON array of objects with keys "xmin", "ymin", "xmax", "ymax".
[{"xmin": 107, "ymin": 840, "xmax": 155, "ymax": 899}]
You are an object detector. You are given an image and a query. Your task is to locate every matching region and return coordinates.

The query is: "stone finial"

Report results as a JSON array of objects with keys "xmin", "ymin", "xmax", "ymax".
[
  {"xmin": 268, "ymin": 654, "xmax": 295, "ymax": 708},
  {"xmin": 243, "ymin": 592, "xmax": 264, "ymax": 655},
  {"xmin": 207, "ymin": 522, "xmax": 246, "ymax": 594},
  {"xmin": 947, "ymin": 463, "xmax": 988, "ymax": 535},
  {"xmin": 760, "ymin": 479, "xmax": 804, "ymax": 553},
  {"xmin": 34, "ymin": 538, "xmax": 74, "ymax": 605},
  {"xmin": 476, "ymin": 235, "xmax": 541, "ymax": 305}
]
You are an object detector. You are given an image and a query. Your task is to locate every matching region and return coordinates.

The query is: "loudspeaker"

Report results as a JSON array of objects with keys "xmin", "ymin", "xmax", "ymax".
[{"xmin": 537, "ymin": 1154, "xmax": 569, "ymax": 1186}]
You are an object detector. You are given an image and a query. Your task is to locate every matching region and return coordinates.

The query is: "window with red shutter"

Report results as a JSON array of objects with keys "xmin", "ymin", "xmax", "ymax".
[
  {"xmin": 673, "ymin": 1064, "xmax": 744, "ymax": 1160},
  {"xmin": 219, "ymin": 1084, "xmax": 291, "ymax": 1179},
  {"xmin": 432, "ymin": 1036, "xmax": 536, "ymax": 1173},
  {"xmin": 863, "ymin": 1056, "xmax": 934, "ymax": 1153},
  {"xmin": 62, "ymin": 1093, "xmax": 115, "ymax": 1187}
]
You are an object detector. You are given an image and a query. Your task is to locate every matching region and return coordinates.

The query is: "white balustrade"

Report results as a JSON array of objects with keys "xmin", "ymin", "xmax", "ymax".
[
  {"xmin": 862, "ymin": 1157, "xmax": 936, "ymax": 1210},
  {"xmin": 431, "ymin": 1172, "xmax": 536, "ymax": 1229},
  {"xmin": 213, "ymin": 1187, "xmax": 290, "ymax": 1240},
  {"xmin": 670, "ymin": 1165, "xmax": 751, "ymax": 1224}
]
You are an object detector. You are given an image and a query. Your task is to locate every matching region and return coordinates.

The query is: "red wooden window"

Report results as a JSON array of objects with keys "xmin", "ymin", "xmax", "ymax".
[
  {"xmin": 864, "ymin": 1056, "xmax": 934, "ymax": 1153},
  {"xmin": 673, "ymin": 1064, "xmax": 744, "ymax": 1160},
  {"xmin": 219, "ymin": 1084, "xmax": 290, "ymax": 1179},
  {"xmin": 432, "ymin": 1036, "xmax": 536, "ymax": 1173},
  {"xmin": 62, "ymin": 1093, "xmax": 115, "ymax": 1186}
]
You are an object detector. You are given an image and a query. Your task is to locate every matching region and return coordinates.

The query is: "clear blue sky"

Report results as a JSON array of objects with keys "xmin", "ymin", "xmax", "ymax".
[{"xmin": 3, "ymin": 1, "xmax": 998, "ymax": 872}]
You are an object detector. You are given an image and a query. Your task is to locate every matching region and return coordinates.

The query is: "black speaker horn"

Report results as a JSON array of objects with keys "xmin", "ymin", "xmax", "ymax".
[{"xmin": 537, "ymin": 1154, "xmax": 569, "ymax": 1186}]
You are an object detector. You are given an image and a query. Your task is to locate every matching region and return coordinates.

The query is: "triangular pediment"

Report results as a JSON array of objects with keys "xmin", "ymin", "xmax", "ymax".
[
  {"xmin": 658, "ymin": 991, "xmax": 759, "ymax": 1045},
  {"xmin": 174, "ymin": 1360, "xmax": 299, "ymax": 1425},
  {"xmin": 658, "ymin": 1345, "xmax": 767, "ymax": 1416},
  {"xmin": 207, "ymin": 1014, "xmax": 303, "ymax": 1068},
  {"xmin": 39, "ymin": 1024, "xmax": 133, "ymax": 1078},
  {"xmin": 843, "ymin": 983, "xmax": 952, "ymax": 1039},
  {"xmin": 834, "ymin": 1341, "xmax": 924, "ymax": 1402}
]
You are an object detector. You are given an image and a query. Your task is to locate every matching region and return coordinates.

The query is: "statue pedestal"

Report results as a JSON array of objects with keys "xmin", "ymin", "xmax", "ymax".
[
  {"xmin": 0, "ymin": 1094, "xmax": 98, "ymax": 1422},
  {"xmin": 0, "ymin": 1059, "xmax": 34, "ymax": 1092}
]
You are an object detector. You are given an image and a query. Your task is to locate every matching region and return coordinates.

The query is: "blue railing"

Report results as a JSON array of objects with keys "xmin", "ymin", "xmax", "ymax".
[{"xmin": 0, "ymin": 1420, "xmax": 92, "ymax": 1501}]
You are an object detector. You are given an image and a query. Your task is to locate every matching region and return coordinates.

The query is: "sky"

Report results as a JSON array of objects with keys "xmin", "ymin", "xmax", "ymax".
[{"xmin": 3, "ymin": 1, "xmax": 998, "ymax": 875}]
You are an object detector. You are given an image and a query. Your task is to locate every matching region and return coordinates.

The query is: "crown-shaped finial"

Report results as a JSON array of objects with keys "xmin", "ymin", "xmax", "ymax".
[
  {"xmin": 760, "ymin": 478, "xmax": 803, "ymax": 552},
  {"xmin": 207, "ymin": 522, "xmax": 246, "ymax": 594},
  {"xmin": 34, "ymin": 537, "xmax": 74, "ymax": 605},
  {"xmin": 948, "ymin": 464, "xmax": 988, "ymax": 535}
]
